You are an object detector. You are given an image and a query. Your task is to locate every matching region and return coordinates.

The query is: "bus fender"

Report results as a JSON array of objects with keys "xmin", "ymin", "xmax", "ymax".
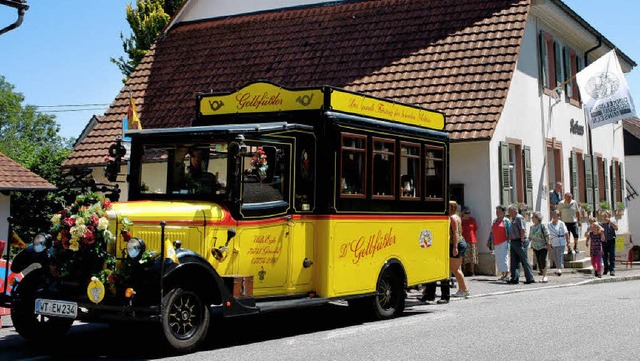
[
  {"xmin": 10, "ymin": 245, "xmax": 49, "ymax": 274},
  {"xmin": 162, "ymin": 252, "xmax": 258, "ymax": 316}
]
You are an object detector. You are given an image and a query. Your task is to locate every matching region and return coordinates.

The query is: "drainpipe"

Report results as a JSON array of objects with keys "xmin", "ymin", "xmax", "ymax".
[
  {"xmin": 584, "ymin": 37, "xmax": 603, "ymax": 216},
  {"xmin": 0, "ymin": 0, "xmax": 29, "ymax": 36}
]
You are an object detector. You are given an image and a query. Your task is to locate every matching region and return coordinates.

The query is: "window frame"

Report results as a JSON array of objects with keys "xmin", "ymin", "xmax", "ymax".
[
  {"xmin": 339, "ymin": 132, "xmax": 367, "ymax": 199},
  {"xmin": 424, "ymin": 144, "xmax": 446, "ymax": 202},
  {"xmin": 371, "ymin": 137, "xmax": 396, "ymax": 200},
  {"xmin": 400, "ymin": 141, "xmax": 421, "ymax": 201}
]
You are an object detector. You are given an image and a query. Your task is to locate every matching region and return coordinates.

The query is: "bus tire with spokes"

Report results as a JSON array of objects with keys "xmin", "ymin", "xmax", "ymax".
[
  {"xmin": 371, "ymin": 269, "xmax": 405, "ymax": 320},
  {"xmin": 11, "ymin": 272, "xmax": 73, "ymax": 341},
  {"xmin": 349, "ymin": 269, "xmax": 405, "ymax": 320},
  {"xmin": 161, "ymin": 287, "xmax": 210, "ymax": 353}
]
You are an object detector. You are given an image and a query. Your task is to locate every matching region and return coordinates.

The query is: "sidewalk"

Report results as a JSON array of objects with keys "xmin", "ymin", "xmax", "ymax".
[{"xmin": 406, "ymin": 264, "xmax": 640, "ymax": 303}]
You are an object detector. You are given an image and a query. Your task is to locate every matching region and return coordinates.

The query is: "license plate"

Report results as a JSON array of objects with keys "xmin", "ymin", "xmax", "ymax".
[{"xmin": 34, "ymin": 298, "xmax": 78, "ymax": 318}]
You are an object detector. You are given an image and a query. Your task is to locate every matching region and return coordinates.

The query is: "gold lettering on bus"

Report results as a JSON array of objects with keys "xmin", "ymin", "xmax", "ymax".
[
  {"xmin": 249, "ymin": 234, "xmax": 280, "ymax": 264},
  {"xmin": 236, "ymin": 92, "xmax": 283, "ymax": 110},
  {"xmin": 339, "ymin": 228, "xmax": 397, "ymax": 264}
]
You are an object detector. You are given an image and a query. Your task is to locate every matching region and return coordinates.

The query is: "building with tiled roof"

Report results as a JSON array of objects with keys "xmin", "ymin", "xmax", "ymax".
[
  {"xmin": 66, "ymin": 0, "xmax": 636, "ymax": 273},
  {"xmin": 623, "ymin": 117, "xmax": 640, "ymax": 239},
  {"xmin": 0, "ymin": 151, "xmax": 56, "ymax": 243}
]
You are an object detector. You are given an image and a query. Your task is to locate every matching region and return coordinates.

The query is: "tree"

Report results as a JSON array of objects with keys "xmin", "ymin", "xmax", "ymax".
[
  {"xmin": 111, "ymin": 0, "xmax": 187, "ymax": 80},
  {"xmin": 0, "ymin": 75, "xmax": 74, "ymax": 241}
]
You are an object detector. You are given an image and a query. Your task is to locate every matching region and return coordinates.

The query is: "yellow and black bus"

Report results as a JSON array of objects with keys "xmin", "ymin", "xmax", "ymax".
[{"xmin": 10, "ymin": 81, "xmax": 450, "ymax": 353}]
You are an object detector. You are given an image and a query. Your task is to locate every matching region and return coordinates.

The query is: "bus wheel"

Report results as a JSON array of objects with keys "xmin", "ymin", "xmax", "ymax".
[
  {"xmin": 11, "ymin": 273, "xmax": 73, "ymax": 341},
  {"xmin": 371, "ymin": 269, "xmax": 405, "ymax": 320},
  {"xmin": 161, "ymin": 287, "xmax": 210, "ymax": 353}
]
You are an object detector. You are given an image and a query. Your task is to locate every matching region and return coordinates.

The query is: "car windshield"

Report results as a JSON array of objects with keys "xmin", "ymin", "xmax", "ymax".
[{"xmin": 138, "ymin": 142, "xmax": 229, "ymax": 197}]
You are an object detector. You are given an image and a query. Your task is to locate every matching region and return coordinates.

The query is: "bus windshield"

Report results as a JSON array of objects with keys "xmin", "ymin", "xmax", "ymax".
[{"xmin": 138, "ymin": 142, "xmax": 229, "ymax": 196}]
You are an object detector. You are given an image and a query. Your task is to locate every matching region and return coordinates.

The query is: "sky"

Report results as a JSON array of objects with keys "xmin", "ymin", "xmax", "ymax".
[{"xmin": 0, "ymin": 0, "xmax": 639, "ymax": 141}]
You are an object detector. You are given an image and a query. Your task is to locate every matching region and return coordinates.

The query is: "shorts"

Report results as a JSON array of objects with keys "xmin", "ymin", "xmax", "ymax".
[
  {"xmin": 450, "ymin": 238, "xmax": 467, "ymax": 259},
  {"xmin": 463, "ymin": 242, "xmax": 478, "ymax": 265},
  {"xmin": 533, "ymin": 248, "xmax": 548, "ymax": 270},
  {"xmin": 565, "ymin": 222, "xmax": 579, "ymax": 238}
]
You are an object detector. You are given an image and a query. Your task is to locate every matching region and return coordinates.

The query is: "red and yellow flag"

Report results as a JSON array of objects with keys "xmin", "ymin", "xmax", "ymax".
[{"xmin": 127, "ymin": 96, "xmax": 142, "ymax": 130}]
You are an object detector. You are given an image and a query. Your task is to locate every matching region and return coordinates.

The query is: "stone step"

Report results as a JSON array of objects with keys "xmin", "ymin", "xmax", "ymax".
[{"xmin": 566, "ymin": 257, "xmax": 592, "ymax": 269}]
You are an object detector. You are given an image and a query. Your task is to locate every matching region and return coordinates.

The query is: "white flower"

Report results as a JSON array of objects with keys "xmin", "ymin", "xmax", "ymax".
[
  {"xmin": 103, "ymin": 230, "xmax": 115, "ymax": 243},
  {"xmin": 97, "ymin": 217, "xmax": 109, "ymax": 231}
]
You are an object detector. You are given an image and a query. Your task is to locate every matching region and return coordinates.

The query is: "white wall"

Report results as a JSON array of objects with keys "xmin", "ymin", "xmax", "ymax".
[
  {"xmin": 450, "ymin": 141, "xmax": 492, "ymax": 251},
  {"xmin": 625, "ymin": 155, "xmax": 640, "ymax": 239},
  {"xmin": 175, "ymin": 0, "xmax": 333, "ymax": 24}
]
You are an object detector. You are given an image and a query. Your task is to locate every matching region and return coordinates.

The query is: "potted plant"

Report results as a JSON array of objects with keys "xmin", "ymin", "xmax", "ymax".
[
  {"xmin": 598, "ymin": 200, "xmax": 611, "ymax": 221},
  {"xmin": 579, "ymin": 202, "xmax": 592, "ymax": 219},
  {"xmin": 615, "ymin": 201, "xmax": 625, "ymax": 218}
]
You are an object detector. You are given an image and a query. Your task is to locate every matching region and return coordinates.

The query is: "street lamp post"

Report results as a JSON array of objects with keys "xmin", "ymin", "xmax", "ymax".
[{"xmin": 0, "ymin": 0, "xmax": 29, "ymax": 36}]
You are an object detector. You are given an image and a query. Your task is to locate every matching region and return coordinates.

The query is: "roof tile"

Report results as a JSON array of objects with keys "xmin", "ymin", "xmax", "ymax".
[{"xmin": 0, "ymin": 152, "xmax": 56, "ymax": 190}]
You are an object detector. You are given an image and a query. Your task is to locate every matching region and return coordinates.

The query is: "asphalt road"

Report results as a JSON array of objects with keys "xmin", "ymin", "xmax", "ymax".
[{"xmin": 1, "ymin": 280, "xmax": 638, "ymax": 360}]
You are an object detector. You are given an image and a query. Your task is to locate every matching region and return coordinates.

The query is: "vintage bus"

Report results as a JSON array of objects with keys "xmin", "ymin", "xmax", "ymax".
[{"xmin": 9, "ymin": 82, "xmax": 450, "ymax": 353}]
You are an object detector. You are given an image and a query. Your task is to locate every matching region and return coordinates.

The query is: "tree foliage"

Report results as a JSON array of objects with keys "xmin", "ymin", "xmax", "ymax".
[
  {"xmin": 111, "ymin": 0, "xmax": 187, "ymax": 80},
  {"xmin": 0, "ymin": 75, "xmax": 74, "ymax": 241}
]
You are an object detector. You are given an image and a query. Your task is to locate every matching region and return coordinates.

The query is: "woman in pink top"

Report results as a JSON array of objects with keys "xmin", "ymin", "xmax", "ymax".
[{"xmin": 487, "ymin": 205, "xmax": 511, "ymax": 281}]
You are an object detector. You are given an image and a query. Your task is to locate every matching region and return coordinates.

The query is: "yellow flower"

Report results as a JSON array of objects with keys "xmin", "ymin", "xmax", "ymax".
[
  {"xmin": 75, "ymin": 216, "xmax": 85, "ymax": 226},
  {"xmin": 70, "ymin": 225, "xmax": 87, "ymax": 237},
  {"xmin": 69, "ymin": 239, "xmax": 80, "ymax": 252},
  {"xmin": 51, "ymin": 214, "xmax": 62, "ymax": 225}
]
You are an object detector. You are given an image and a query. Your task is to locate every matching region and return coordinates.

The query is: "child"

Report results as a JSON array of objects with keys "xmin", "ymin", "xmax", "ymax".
[{"xmin": 585, "ymin": 217, "xmax": 605, "ymax": 278}]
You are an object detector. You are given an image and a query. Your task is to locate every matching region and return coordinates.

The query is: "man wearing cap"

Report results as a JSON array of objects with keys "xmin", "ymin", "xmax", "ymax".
[{"xmin": 461, "ymin": 206, "xmax": 478, "ymax": 276}]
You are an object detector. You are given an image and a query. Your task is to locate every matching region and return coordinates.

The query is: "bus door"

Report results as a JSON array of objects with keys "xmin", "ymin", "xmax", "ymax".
[{"xmin": 237, "ymin": 141, "xmax": 293, "ymax": 295}]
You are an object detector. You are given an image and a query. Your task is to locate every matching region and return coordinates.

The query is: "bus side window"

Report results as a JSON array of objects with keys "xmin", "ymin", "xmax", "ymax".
[
  {"xmin": 372, "ymin": 138, "xmax": 395, "ymax": 198},
  {"xmin": 400, "ymin": 142, "xmax": 421, "ymax": 199},
  {"xmin": 424, "ymin": 145, "xmax": 445, "ymax": 200},
  {"xmin": 340, "ymin": 133, "xmax": 366, "ymax": 197},
  {"xmin": 242, "ymin": 144, "xmax": 288, "ymax": 204},
  {"xmin": 295, "ymin": 147, "xmax": 314, "ymax": 211}
]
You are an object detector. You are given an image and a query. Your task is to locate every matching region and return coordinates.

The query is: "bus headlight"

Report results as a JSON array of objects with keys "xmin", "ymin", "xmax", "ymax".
[
  {"xmin": 126, "ymin": 238, "xmax": 145, "ymax": 259},
  {"xmin": 32, "ymin": 233, "xmax": 51, "ymax": 253}
]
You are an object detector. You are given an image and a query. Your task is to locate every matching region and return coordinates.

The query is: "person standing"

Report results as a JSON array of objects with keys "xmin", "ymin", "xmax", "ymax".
[
  {"xmin": 548, "ymin": 210, "xmax": 569, "ymax": 276},
  {"xmin": 529, "ymin": 212, "xmax": 550, "ymax": 283},
  {"xmin": 557, "ymin": 192, "xmax": 580, "ymax": 253},
  {"xmin": 419, "ymin": 279, "xmax": 450, "ymax": 304},
  {"xmin": 585, "ymin": 217, "xmax": 605, "ymax": 278},
  {"xmin": 449, "ymin": 201, "xmax": 470, "ymax": 298},
  {"xmin": 461, "ymin": 206, "xmax": 478, "ymax": 276},
  {"xmin": 600, "ymin": 210, "xmax": 618, "ymax": 276},
  {"xmin": 487, "ymin": 205, "xmax": 511, "ymax": 281},
  {"xmin": 549, "ymin": 182, "xmax": 563, "ymax": 213},
  {"xmin": 507, "ymin": 204, "xmax": 535, "ymax": 284}
]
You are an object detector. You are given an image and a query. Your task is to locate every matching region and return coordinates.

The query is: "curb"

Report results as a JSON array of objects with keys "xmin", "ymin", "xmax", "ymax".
[{"xmin": 463, "ymin": 274, "xmax": 640, "ymax": 300}]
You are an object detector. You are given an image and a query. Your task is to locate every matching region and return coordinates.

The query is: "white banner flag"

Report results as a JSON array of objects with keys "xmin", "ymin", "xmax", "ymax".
[{"xmin": 576, "ymin": 49, "xmax": 637, "ymax": 129}]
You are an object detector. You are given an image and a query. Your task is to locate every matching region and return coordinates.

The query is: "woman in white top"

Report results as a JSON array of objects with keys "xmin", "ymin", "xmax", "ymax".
[{"xmin": 547, "ymin": 210, "xmax": 569, "ymax": 276}]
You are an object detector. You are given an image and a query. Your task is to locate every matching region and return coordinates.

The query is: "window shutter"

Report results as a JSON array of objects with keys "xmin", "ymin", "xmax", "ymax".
[
  {"xmin": 603, "ymin": 158, "xmax": 609, "ymax": 202},
  {"xmin": 593, "ymin": 157, "xmax": 599, "ymax": 203},
  {"xmin": 500, "ymin": 142, "xmax": 511, "ymax": 205},
  {"xmin": 563, "ymin": 47, "xmax": 572, "ymax": 97},
  {"xmin": 620, "ymin": 162, "xmax": 625, "ymax": 204},
  {"xmin": 584, "ymin": 154, "xmax": 593, "ymax": 206},
  {"xmin": 524, "ymin": 146, "xmax": 533, "ymax": 207},
  {"xmin": 570, "ymin": 151, "xmax": 579, "ymax": 202},
  {"xmin": 611, "ymin": 160, "xmax": 618, "ymax": 204},
  {"xmin": 539, "ymin": 31, "xmax": 549, "ymax": 88},
  {"xmin": 554, "ymin": 41, "xmax": 563, "ymax": 87}
]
